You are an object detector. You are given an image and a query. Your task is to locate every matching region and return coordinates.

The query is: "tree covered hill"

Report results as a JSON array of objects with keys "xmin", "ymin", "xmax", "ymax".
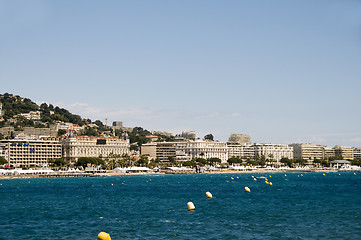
[
  {"xmin": 0, "ymin": 93, "xmax": 88, "ymax": 127},
  {"xmin": 0, "ymin": 93, "xmax": 177, "ymax": 147}
]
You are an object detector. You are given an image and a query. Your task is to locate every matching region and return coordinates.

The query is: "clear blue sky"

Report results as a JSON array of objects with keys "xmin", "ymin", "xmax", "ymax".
[{"xmin": 1, "ymin": 0, "xmax": 361, "ymax": 146}]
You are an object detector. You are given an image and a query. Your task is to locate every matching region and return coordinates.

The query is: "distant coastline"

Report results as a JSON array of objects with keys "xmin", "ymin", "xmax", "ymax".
[{"xmin": 0, "ymin": 168, "xmax": 343, "ymax": 180}]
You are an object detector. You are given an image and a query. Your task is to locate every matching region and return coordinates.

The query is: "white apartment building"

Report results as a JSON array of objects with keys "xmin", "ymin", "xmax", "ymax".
[
  {"xmin": 290, "ymin": 143, "xmax": 324, "ymax": 162},
  {"xmin": 353, "ymin": 148, "xmax": 361, "ymax": 159},
  {"xmin": 185, "ymin": 140, "xmax": 228, "ymax": 163},
  {"xmin": 141, "ymin": 140, "xmax": 228, "ymax": 163},
  {"xmin": 227, "ymin": 143, "xmax": 255, "ymax": 159},
  {"xmin": 60, "ymin": 136, "xmax": 130, "ymax": 161},
  {"xmin": 0, "ymin": 139, "xmax": 62, "ymax": 167},
  {"xmin": 334, "ymin": 145, "xmax": 354, "ymax": 160},
  {"xmin": 17, "ymin": 111, "xmax": 41, "ymax": 120},
  {"xmin": 50, "ymin": 122, "xmax": 85, "ymax": 132},
  {"xmin": 253, "ymin": 143, "xmax": 294, "ymax": 163},
  {"xmin": 141, "ymin": 142, "xmax": 190, "ymax": 163},
  {"xmin": 323, "ymin": 146, "xmax": 335, "ymax": 160}
]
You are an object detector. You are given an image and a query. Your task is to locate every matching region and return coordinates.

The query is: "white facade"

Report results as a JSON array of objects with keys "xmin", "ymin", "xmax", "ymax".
[
  {"xmin": 185, "ymin": 140, "xmax": 228, "ymax": 163},
  {"xmin": 141, "ymin": 140, "xmax": 228, "ymax": 163},
  {"xmin": 353, "ymin": 148, "xmax": 361, "ymax": 159},
  {"xmin": 227, "ymin": 143, "xmax": 255, "ymax": 159},
  {"xmin": 141, "ymin": 142, "xmax": 190, "ymax": 163},
  {"xmin": 0, "ymin": 139, "xmax": 62, "ymax": 167},
  {"xmin": 50, "ymin": 122, "xmax": 85, "ymax": 132},
  {"xmin": 253, "ymin": 143, "xmax": 293, "ymax": 162},
  {"xmin": 334, "ymin": 145, "xmax": 354, "ymax": 160},
  {"xmin": 18, "ymin": 111, "xmax": 41, "ymax": 120},
  {"xmin": 290, "ymin": 143, "xmax": 324, "ymax": 161},
  {"xmin": 61, "ymin": 136, "xmax": 130, "ymax": 161}
]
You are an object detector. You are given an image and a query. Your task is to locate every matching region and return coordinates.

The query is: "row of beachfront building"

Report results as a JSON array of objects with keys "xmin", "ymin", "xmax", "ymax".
[{"xmin": 0, "ymin": 133, "xmax": 360, "ymax": 168}]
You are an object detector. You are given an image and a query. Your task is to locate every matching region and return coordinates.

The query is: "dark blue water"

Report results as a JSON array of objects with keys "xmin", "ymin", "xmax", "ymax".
[{"xmin": 1, "ymin": 172, "xmax": 361, "ymax": 239}]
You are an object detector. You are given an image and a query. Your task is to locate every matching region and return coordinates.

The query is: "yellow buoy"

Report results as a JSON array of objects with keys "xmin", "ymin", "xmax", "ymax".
[
  {"xmin": 285, "ymin": 174, "xmax": 287, "ymax": 176},
  {"xmin": 269, "ymin": 175, "xmax": 272, "ymax": 178},
  {"xmin": 323, "ymin": 173, "xmax": 325, "ymax": 176},
  {"xmin": 98, "ymin": 232, "xmax": 111, "ymax": 240},
  {"xmin": 301, "ymin": 174, "xmax": 303, "ymax": 176},
  {"xmin": 354, "ymin": 173, "xmax": 356, "ymax": 175},
  {"xmin": 269, "ymin": 182, "xmax": 273, "ymax": 186},
  {"xmin": 111, "ymin": 184, "xmax": 113, "ymax": 186},
  {"xmin": 206, "ymin": 192, "xmax": 213, "ymax": 198},
  {"xmin": 187, "ymin": 202, "xmax": 195, "ymax": 211},
  {"xmin": 244, "ymin": 187, "xmax": 251, "ymax": 192},
  {"xmin": 265, "ymin": 181, "xmax": 269, "ymax": 185},
  {"xmin": 231, "ymin": 177, "xmax": 234, "ymax": 180},
  {"xmin": 237, "ymin": 176, "xmax": 239, "ymax": 179}
]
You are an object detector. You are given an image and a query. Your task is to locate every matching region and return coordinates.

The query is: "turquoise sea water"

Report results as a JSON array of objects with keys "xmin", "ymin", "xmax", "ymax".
[{"xmin": 1, "ymin": 172, "xmax": 361, "ymax": 240}]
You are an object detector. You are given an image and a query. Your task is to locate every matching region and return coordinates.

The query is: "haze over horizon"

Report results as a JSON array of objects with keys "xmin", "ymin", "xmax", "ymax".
[{"xmin": 1, "ymin": 0, "xmax": 361, "ymax": 147}]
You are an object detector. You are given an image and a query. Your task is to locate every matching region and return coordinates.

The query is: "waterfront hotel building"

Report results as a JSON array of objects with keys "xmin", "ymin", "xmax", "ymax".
[
  {"xmin": 46, "ymin": 136, "xmax": 131, "ymax": 162},
  {"xmin": 141, "ymin": 140, "xmax": 229, "ymax": 163},
  {"xmin": 0, "ymin": 139, "xmax": 62, "ymax": 167}
]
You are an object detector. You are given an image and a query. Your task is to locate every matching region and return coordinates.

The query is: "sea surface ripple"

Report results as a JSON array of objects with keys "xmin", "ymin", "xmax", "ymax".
[{"xmin": 1, "ymin": 172, "xmax": 361, "ymax": 239}]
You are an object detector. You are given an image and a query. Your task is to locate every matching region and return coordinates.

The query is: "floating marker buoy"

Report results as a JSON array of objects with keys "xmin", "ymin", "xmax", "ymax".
[
  {"xmin": 245, "ymin": 187, "xmax": 251, "ymax": 192},
  {"xmin": 285, "ymin": 174, "xmax": 287, "ymax": 176},
  {"xmin": 98, "ymin": 232, "xmax": 111, "ymax": 240},
  {"xmin": 323, "ymin": 173, "xmax": 325, "ymax": 176},
  {"xmin": 111, "ymin": 184, "xmax": 113, "ymax": 186},
  {"xmin": 269, "ymin": 175, "xmax": 272, "ymax": 178},
  {"xmin": 269, "ymin": 182, "xmax": 272, "ymax": 186},
  {"xmin": 237, "ymin": 176, "xmax": 239, "ymax": 179},
  {"xmin": 265, "ymin": 181, "xmax": 269, "ymax": 185},
  {"xmin": 206, "ymin": 192, "xmax": 213, "ymax": 198},
  {"xmin": 231, "ymin": 177, "xmax": 234, "ymax": 180},
  {"xmin": 354, "ymin": 173, "xmax": 356, "ymax": 175},
  {"xmin": 150, "ymin": 179, "xmax": 151, "ymax": 181},
  {"xmin": 301, "ymin": 174, "xmax": 303, "ymax": 176},
  {"xmin": 187, "ymin": 202, "xmax": 195, "ymax": 211}
]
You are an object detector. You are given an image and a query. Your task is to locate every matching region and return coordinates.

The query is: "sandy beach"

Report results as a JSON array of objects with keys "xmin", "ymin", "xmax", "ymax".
[{"xmin": 0, "ymin": 168, "xmax": 340, "ymax": 180}]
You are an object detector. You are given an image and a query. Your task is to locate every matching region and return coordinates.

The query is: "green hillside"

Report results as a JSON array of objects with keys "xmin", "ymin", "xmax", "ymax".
[{"xmin": 0, "ymin": 93, "xmax": 88, "ymax": 127}]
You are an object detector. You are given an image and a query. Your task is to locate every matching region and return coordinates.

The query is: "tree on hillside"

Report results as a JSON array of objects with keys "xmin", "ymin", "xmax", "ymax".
[
  {"xmin": 0, "ymin": 156, "xmax": 8, "ymax": 165},
  {"xmin": 204, "ymin": 134, "xmax": 214, "ymax": 141},
  {"xmin": 57, "ymin": 129, "xmax": 67, "ymax": 136},
  {"xmin": 79, "ymin": 127, "xmax": 99, "ymax": 136},
  {"xmin": 128, "ymin": 127, "xmax": 152, "ymax": 147},
  {"xmin": 94, "ymin": 120, "xmax": 104, "ymax": 128}
]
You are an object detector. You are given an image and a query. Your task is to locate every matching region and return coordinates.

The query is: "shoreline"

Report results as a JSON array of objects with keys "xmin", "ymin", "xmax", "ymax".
[{"xmin": 0, "ymin": 168, "xmax": 342, "ymax": 180}]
